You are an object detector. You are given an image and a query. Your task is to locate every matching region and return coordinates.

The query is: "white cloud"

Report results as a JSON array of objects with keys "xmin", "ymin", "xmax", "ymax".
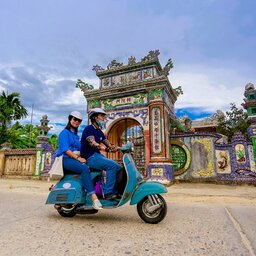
[
  {"xmin": 172, "ymin": 65, "xmax": 249, "ymax": 113},
  {"xmin": 0, "ymin": 64, "xmax": 96, "ymax": 127}
]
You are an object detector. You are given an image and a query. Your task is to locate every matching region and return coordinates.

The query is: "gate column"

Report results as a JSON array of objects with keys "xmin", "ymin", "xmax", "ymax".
[{"xmin": 146, "ymin": 101, "xmax": 173, "ymax": 184}]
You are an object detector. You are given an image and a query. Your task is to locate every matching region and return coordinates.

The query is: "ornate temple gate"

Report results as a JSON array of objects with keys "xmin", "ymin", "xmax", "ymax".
[
  {"xmin": 107, "ymin": 118, "xmax": 146, "ymax": 175},
  {"xmin": 78, "ymin": 50, "xmax": 177, "ymax": 183}
]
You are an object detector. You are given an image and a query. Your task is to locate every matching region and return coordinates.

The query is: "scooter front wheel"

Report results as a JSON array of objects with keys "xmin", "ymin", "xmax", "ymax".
[{"xmin": 137, "ymin": 194, "xmax": 167, "ymax": 224}]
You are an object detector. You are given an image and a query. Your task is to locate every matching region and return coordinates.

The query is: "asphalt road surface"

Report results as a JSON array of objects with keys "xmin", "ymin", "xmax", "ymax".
[{"xmin": 0, "ymin": 179, "xmax": 256, "ymax": 256}]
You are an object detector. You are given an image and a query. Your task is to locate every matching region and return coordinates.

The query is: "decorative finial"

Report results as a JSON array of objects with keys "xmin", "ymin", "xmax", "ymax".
[
  {"xmin": 92, "ymin": 65, "xmax": 104, "ymax": 73},
  {"xmin": 141, "ymin": 50, "xmax": 160, "ymax": 62},
  {"xmin": 76, "ymin": 79, "xmax": 94, "ymax": 91},
  {"xmin": 173, "ymin": 86, "xmax": 183, "ymax": 97},
  {"xmin": 107, "ymin": 60, "xmax": 123, "ymax": 70},
  {"xmin": 162, "ymin": 58, "xmax": 174, "ymax": 76},
  {"xmin": 128, "ymin": 56, "xmax": 136, "ymax": 65},
  {"xmin": 245, "ymin": 82, "xmax": 255, "ymax": 91}
]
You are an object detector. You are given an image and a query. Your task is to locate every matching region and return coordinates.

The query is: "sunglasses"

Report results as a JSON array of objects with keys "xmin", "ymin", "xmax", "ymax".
[{"xmin": 73, "ymin": 117, "xmax": 82, "ymax": 123}]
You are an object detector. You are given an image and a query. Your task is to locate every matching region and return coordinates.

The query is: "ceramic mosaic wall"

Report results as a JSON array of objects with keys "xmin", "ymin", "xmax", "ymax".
[
  {"xmin": 149, "ymin": 88, "xmax": 163, "ymax": 101},
  {"xmin": 36, "ymin": 141, "xmax": 55, "ymax": 177},
  {"xmin": 216, "ymin": 149, "xmax": 231, "ymax": 174},
  {"xmin": 106, "ymin": 108, "xmax": 149, "ymax": 128},
  {"xmin": 100, "ymin": 67, "xmax": 158, "ymax": 88},
  {"xmin": 101, "ymin": 93, "xmax": 147, "ymax": 110},
  {"xmin": 235, "ymin": 144, "xmax": 246, "ymax": 163},
  {"xmin": 170, "ymin": 140, "xmax": 191, "ymax": 176},
  {"xmin": 171, "ymin": 133, "xmax": 256, "ymax": 183},
  {"xmin": 191, "ymin": 138, "xmax": 215, "ymax": 178},
  {"xmin": 88, "ymin": 99, "xmax": 100, "ymax": 109},
  {"xmin": 163, "ymin": 90, "xmax": 175, "ymax": 117},
  {"xmin": 248, "ymin": 145, "xmax": 256, "ymax": 172},
  {"xmin": 151, "ymin": 107, "xmax": 163, "ymax": 154}
]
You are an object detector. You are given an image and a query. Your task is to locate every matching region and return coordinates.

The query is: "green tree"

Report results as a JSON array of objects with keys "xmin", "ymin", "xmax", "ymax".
[
  {"xmin": 6, "ymin": 122, "xmax": 40, "ymax": 149},
  {"xmin": 0, "ymin": 91, "xmax": 28, "ymax": 127},
  {"xmin": 3, "ymin": 122, "xmax": 58, "ymax": 149},
  {"xmin": 48, "ymin": 134, "xmax": 58, "ymax": 150},
  {"xmin": 216, "ymin": 103, "xmax": 249, "ymax": 142},
  {"xmin": 0, "ymin": 91, "xmax": 28, "ymax": 146}
]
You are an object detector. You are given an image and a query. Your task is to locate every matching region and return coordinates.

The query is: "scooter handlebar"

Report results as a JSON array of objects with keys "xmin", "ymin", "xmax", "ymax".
[{"xmin": 117, "ymin": 143, "xmax": 134, "ymax": 153}]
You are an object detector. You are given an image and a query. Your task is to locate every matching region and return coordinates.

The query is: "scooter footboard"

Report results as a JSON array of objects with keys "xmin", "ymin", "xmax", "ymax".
[{"xmin": 130, "ymin": 181, "xmax": 167, "ymax": 205}]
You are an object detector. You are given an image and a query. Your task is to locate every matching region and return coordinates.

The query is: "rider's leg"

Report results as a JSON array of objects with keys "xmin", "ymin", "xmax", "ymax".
[
  {"xmin": 87, "ymin": 153, "xmax": 122, "ymax": 195},
  {"xmin": 63, "ymin": 157, "xmax": 95, "ymax": 193},
  {"xmin": 63, "ymin": 157, "xmax": 102, "ymax": 209}
]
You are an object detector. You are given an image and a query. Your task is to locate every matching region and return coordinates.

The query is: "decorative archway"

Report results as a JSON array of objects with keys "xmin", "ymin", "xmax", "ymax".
[
  {"xmin": 107, "ymin": 118, "xmax": 146, "ymax": 175},
  {"xmin": 78, "ymin": 50, "xmax": 177, "ymax": 183}
]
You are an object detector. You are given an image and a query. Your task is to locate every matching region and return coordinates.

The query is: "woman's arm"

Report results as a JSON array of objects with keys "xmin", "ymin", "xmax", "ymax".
[{"xmin": 65, "ymin": 149, "xmax": 86, "ymax": 163}]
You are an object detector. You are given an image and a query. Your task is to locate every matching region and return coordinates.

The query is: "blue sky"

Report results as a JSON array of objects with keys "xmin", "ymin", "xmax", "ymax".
[{"xmin": 0, "ymin": 0, "xmax": 255, "ymax": 135}]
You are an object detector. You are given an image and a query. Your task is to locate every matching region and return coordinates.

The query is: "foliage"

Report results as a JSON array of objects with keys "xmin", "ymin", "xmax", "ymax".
[
  {"xmin": 1, "ymin": 121, "xmax": 58, "ymax": 149},
  {"xmin": 48, "ymin": 134, "xmax": 58, "ymax": 150},
  {"xmin": 0, "ymin": 90, "xmax": 28, "ymax": 146},
  {"xmin": 0, "ymin": 125, "xmax": 8, "ymax": 146},
  {"xmin": 5, "ymin": 122, "xmax": 39, "ymax": 149},
  {"xmin": 171, "ymin": 119, "xmax": 189, "ymax": 133},
  {"xmin": 216, "ymin": 103, "xmax": 249, "ymax": 142},
  {"xmin": 0, "ymin": 90, "xmax": 58, "ymax": 149},
  {"xmin": 0, "ymin": 91, "xmax": 28, "ymax": 128}
]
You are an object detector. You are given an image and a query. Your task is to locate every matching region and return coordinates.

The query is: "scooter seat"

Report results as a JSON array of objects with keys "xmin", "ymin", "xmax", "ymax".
[
  {"xmin": 63, "ymin": 168, "xmax": 101, "ymax": 174},
  {"xmin": 61, "ymin": 171, "xmax": 101, "ymax": 181},
  {"xmin": 90, "ymin": 168, "xmax": 102, "ymax": 172}
]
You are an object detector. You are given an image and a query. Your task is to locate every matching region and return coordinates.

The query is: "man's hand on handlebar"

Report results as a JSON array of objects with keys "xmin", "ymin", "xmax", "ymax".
[{"xmin": 106, "ymin": 144, "xmax": 118, "ymax": 153}]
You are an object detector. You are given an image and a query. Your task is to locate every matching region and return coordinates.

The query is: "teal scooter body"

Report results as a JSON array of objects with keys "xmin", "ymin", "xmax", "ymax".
[
  {"xmin": 130, "ymin": 181, "xmax": 167, "ymax": 205},
  {"xmin": 46, "ymin": 143, "xmax": 168, "ymax": 224}
]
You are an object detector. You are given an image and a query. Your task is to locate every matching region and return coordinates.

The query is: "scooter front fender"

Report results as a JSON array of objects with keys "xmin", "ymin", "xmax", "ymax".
[{"xmin": 130, "ymin": 181, "xmax": 167, "ymax": 205}]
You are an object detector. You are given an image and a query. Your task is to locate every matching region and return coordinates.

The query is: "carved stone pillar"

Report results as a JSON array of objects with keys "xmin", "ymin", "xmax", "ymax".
[
  {"xmin": 144, "ymin": 130, "xmax": 150, "ymax": 166},
  {"xmin": 0, "ymin": 150, "xmax": 5, "ymax": 176},
  {"xmin": 147, "ymin": 102, "xmax": 173, "ymax": 184}
]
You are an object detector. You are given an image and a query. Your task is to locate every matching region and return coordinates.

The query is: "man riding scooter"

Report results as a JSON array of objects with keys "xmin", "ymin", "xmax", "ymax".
[{"xmin": 80, "ymin": 108, "xmax": 122, "ymax": 200}]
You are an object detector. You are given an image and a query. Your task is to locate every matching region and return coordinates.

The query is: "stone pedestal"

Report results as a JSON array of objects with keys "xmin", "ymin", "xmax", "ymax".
[{"xmin": 147, "ymin": 163, "xmax": 173, "ymax": 184}]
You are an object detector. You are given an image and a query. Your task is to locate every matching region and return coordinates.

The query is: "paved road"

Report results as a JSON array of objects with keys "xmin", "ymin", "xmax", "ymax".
[{"xmin": 0, "ymin": 179, "xmax": 256, "ymax": 256}]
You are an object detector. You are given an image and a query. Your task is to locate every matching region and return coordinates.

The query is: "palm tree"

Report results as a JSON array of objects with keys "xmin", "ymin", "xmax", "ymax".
[
  {"xmin": 0, "ymin": 91, "xmax": 28, "ymax": 146},
  {"xmin": 0, "ymin": 91, "xmax": 28, "ymax": 128}
]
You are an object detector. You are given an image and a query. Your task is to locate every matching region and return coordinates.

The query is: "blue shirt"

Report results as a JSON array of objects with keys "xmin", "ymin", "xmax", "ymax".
[
  {"xmin": 56, "ymin": 128, "xmax": 80, "ymax": 158},
  {"xmin": 80, "ymin": 124, "xmax": 106, "ymax": 159}
]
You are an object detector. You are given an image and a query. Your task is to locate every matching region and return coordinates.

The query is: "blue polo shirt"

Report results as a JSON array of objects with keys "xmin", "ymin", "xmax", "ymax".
[
  {"xmin": 80, "ymin": 124, "xmax": 106, "ymax": 159},
  {"xmin": 56, "ymin": 128, "xmax": 80, "ymax": 158}
]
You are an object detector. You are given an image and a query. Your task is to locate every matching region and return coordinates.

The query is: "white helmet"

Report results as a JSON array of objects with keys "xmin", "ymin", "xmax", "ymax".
[
  {"xmin": 70, "ymin": 111, "xmax": 83, "ymax": 120},
  {"xmin": 88, "ymin": 108, "xmax": 106, "ymax": 118}
]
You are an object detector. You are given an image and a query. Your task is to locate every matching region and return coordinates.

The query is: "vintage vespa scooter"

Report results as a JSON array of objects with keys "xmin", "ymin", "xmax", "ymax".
[{"xmin": 46, "ymin": 143, "xmax": 168, "ymax": 224}]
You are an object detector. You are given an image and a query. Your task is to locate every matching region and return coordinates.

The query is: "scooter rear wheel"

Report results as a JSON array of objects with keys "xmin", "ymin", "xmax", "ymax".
[
  {"xmin": 55, "ymin": 204, "xmax": 77, "ymax": 218},
  {"xmin": 137, "ymin": 194, "xmax": 167, "ymax": 224}
]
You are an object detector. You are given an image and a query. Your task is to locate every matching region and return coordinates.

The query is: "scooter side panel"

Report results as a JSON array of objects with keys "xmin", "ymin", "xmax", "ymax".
[
  {"xmin": 46, "ymin": 174, "xmax": 85, "ymax": 204},
  {"xmin": 117, "ymin": 154, "xmax": 140, "ymax": 207},
  {"xmin": 46, "ymin": 188, "xmax": 79, "ymax": 204},
  {"xmin": 130, "ymin": 181, "xmax": 167, "ymax": 205}
]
